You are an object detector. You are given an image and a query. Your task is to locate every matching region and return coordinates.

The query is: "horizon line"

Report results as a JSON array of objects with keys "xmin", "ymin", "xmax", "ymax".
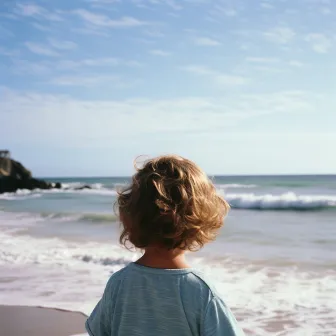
[{"xmin": 39, "ymin": 173, "xmax": 336, "ymax": 179}]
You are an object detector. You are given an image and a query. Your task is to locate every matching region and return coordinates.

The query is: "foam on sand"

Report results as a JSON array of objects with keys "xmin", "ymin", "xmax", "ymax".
[{"xmin": 0, "ymin": 225, "xmax": 335, "ymax": 335}]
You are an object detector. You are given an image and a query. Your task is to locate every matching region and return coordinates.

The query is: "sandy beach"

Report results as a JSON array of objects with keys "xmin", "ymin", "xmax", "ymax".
[{"xmin": 0, "ymin": 305, "xmax": 87, "ymax": 336}]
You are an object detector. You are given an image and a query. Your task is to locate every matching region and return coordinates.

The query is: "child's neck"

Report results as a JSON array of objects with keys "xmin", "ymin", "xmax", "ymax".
[{"xmin": 136, "ymin": 246, "xmax": 190, "ymax": 269}]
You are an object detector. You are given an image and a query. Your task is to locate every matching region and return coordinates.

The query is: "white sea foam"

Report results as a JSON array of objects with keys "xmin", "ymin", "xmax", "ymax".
[
  {"xmin": 0, "ymin": 218, "xmax": 335, "ymax": 336},
  {"xmin": 0, "ymin": 187, "xmax": 117, "ymax": 200},
  {"xmin": 0, "ymin": 211, "xmax": 46, "ymax": 230},
  {"xmin": 2, "ymin": 188, "xmax": 336, "ymax": 211},
  {"xmin": 224, "ymin": 192, "xmax": 336, "ymax": 210},
  {"xmin": 0, "ymin": 190, "xmax": 42, "ymax": 200}
]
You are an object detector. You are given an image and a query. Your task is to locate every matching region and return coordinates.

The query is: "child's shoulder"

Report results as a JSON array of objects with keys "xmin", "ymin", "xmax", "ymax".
[
  {"xmin": 104, "ymin": 264, "xmax": 222, "ymax": 302},
  {"xmin": 189, "ymin": 269, "xmax": 221, "ymax": 299},
  {"xmin": 109, "ymin": 265, "xmax": 129, "ymax": 279},
  {"xmin": 104, "ymin": 265, "xmax": 130, "ymax": 288}
]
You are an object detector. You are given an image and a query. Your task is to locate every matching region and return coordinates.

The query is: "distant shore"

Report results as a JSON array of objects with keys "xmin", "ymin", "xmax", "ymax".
[{"xmin": 0, "ymin": 305, "xmax": 87, "ymax": 336}]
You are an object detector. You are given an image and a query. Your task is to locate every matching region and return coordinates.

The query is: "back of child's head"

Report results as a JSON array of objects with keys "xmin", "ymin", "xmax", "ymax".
[{"xmin": 116, "ymin": 155, "xmax": 229, "ymax": 251}]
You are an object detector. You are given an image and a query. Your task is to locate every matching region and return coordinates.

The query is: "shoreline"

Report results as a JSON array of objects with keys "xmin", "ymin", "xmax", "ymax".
[{"xmin": 0, "ymin": 305, "xmax": 88, "ymax": 336}]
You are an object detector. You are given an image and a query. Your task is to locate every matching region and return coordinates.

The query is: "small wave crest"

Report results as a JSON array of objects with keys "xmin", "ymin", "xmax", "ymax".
[
  {"xmin": 0, "ymin": 189, "xmax": 43, "ymax": 200},
  {"xmin": 225, "ymin": 192, "xmax": 336, "ymax": 210},
  {"xmin": 0, "ymin": 210, "xmax": 118, "ymax": 229},
  {"xmin": 41, "ymin": 212, "xmax": 118, "ymax": 224},
  {"xmin": 80, "ymin": 213, "xmax": 118, "ymax": 223},
  {"xmin": 0, "ymin": 186, "xmax": 117, "ymax": 200},
  {"xmin": 2, "ymin": 186, "xmax": 336, "ymax": 212}
]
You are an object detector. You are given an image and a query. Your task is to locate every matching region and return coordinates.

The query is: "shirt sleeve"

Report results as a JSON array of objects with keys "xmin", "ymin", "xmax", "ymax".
[
  {"xmin": 203, "ymin": 296, "xmax": 245, "ymax": 336},
  {"xmin": 85, "ymin": 285, "xmax": 111, "ymax": 336}
]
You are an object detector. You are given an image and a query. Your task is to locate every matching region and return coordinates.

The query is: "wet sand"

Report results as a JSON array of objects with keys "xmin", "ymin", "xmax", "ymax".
[{"xmin": 0, "ymin": 305, "xmax": 87, "ymax": 336}]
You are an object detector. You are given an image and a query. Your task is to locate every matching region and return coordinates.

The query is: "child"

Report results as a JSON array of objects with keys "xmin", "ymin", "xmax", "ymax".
[{"xmin": 86, "ymin": 155, "xmax": 245, "ymax": 336}]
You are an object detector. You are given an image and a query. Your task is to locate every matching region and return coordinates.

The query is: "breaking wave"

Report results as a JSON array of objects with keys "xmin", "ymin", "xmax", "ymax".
[
  {"xmin": 225, "ymin": 192, "xmax": 336, "ymax": 210},
  {"xmin": 1, "ymin": 185, "xmax": 336, "ymax": 211}
]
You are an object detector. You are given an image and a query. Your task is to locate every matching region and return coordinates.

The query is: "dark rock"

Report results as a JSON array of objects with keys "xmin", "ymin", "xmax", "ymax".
[
  {"xmin": 54, "ymin": 182, "xmax": 62, "ymax": 189},
  {"xmin": 75, "ymin": 185, "xmax": 91, "ymax": 190},
  {"xmin": 10, "ymin": 160, "xmax": 32, "ymax": 180},
  {"xmin": 0, "ymin": 157, "xmax": 61, "ymax": 194}
]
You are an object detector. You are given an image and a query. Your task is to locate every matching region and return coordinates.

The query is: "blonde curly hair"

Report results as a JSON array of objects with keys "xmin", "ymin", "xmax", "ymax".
[{"xmin": 116, "ymin": 155, "xmax": 229, "ymax": 251}]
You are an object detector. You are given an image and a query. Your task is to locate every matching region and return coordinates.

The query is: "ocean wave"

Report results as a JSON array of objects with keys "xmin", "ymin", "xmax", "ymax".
[
  {"xmin": 225, "ymin": 192, "xmax": 336, "ymax": 210},
  {"xmin": 0, "ymin": 186, "xmax": 117, "ymax": 200},
  {"xmin": 80, "ymin": 213, "xmax": 118, "ymax": 223},
  {"xmin": 0, "ymin": 210, "xmax": 118, "ymax": 225},
  {"xmin": 0, "ymin": 191, "xmax": 43, "ymax": 200},
  {"xmin": 2, "ymin": 187, "xmax": 336, "ymax": 212},
  {"xmin": 36, "ymin": 211, "xmax": 118, "ymax": 224},
  {"xmin": 1, "ymin": 229, "xmax": 336, "ymax": 336},
  {"xmin": 44, "ymin": 212, "xmax": 118, "ymax": 224}
]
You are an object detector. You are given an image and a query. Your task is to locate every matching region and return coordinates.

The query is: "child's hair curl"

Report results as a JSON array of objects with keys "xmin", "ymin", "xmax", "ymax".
[{"xmin": 116, "ymin": 155, "xmax": 229, "ymax": 251}]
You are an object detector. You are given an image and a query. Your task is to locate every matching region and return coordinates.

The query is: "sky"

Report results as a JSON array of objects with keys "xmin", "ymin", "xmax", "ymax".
[{"xmin": 1, "ymin": 0, "xmax": 335, "ymax": 177}]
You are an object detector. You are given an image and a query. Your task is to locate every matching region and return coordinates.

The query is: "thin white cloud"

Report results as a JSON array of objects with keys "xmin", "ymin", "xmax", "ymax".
[
  {"xmin": 11, "ymin": 60, "xmax": 51, "ymax": 75},
  {"xmin": 71, "ymin": 27, "xmax": 110, "ymax": 37},
  {"xmin": 32, "ymin": 23, "xmax": 53, "ymax": 32},
  {"xmin": 210, "ymin": 5, "xmax": 238, "ymax": 17},
  {"xmin": 50, "ymin": 75, "xmax": 134, "ymax": 88},
  {"xmin": 9, "ymin": 57, "xmax": 142, "ymax": 76},
  {"xmin": 48, "ymin": 39, "xmax": 77, "ymax": 50},
  {"xmin": 183, "ymin": 65, "xmax": 249, "ymax": 86},
  {"xmin": 164, "ymin": 0, "xmax": 182, "ymax": 10},
  {"xmin": 305, "ymin": 33, "xmax": 332, "ymax": 53},
  {"xmin": 264, "ymin": 27, "xmax": 296, "ymax": 44},
  {"xmin": 131, "ymin": 0, "xmax": 182, "ymax": 10},
  {"xmin": 16, "ymin": 3, "xmax": 42, "ymax": 16},
  {"xmin": 74, "ymin": 9, "xmax": 148, "ymax": 28},
  {"xmin": 246, "ymin": 57, "xmax": 305, "ymax": 69},
  {"xmin": 144, "ymin": 28, "xmax": 165, "ymax": 38},
  {"xmin": 50, "ymin": 75, "xmax": 107, "ymax": 86},
  {"xmin": 89, "ymin": 0, "xmax": 121, "ymax": 4},
  {"xmin": 193, "ymin": 37, "xmax": 221, "ymax": 46},
  {"xmin": 1, "ymin": 88, "xmax": 317, "ymax": 147},
  {"xmin": 58, "ymin": 57, "xmax": 142, "ymax": 69},
  {"xmin": 182, "ymin": 65, "xmax": 213, "ymax": 75},
  {"xmin": 149, "ymin": 49, "xmax": 171, "ymax": 56},
  {"xmin": 25, "ymin": 42, "xmax": 59, "ymax": 57},
  {"xmin": 15, "ymin": 3, "xmax": 63, "ymax": 21}
]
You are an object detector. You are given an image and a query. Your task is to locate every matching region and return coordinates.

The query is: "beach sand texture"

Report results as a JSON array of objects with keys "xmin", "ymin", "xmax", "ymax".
[{"xmin": 0, "ymin": 306, "xmax": 87, "ymax": 336}]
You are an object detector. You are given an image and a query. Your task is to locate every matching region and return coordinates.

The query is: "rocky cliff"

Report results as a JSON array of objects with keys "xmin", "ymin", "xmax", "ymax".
[{"xmin": 0, "ymin": 157, "xmax": 61, "ymax": 194}]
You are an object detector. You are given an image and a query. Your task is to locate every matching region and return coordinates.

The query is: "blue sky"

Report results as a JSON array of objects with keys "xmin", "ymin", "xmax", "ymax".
[{"xmin": 1, "ymin": 0, "xmax": 335, "ymax": 176}]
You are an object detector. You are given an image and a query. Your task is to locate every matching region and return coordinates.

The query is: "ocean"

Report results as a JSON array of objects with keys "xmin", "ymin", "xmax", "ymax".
[{"xmin": 0, "ymin": 175, "xmax": 335, "ymax": 336}]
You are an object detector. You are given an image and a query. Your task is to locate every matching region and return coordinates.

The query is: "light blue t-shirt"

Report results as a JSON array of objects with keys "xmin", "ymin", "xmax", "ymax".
[{"xmin": 86, "ymin": 262, "xmax": 244, "ymax": 336}]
